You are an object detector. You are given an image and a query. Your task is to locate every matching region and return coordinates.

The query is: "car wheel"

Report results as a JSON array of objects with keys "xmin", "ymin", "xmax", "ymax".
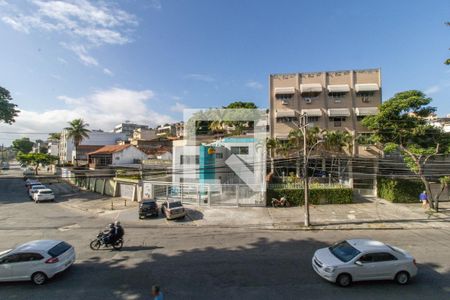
[
  {"xmin": 395, "ymin": 271, "xmax": 410, "ymax": 285},
  {"xmin": 336, "ymin": 273, "xmax": 352, "ymax": 287},
  {"xmin": 31, "ymin": 272, "xmax": 47, "ymax": 285},
  {"xmin": 139, "ymin": 215, "xmax": 144, "ymax": 219}
]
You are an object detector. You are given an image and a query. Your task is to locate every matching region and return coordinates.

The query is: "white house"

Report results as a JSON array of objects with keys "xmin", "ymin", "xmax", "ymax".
[{"xmin": 88, "ymin": 145, "xmax": 148, "ymax": 169}]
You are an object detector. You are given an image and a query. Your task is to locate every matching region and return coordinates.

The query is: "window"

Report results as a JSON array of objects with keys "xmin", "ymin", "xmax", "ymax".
[
  {"xmin": 356, "ymin": 91, "xmax": 375, "ymax": 97},
  {"xmin": 328, "ymin": 92, "xmax": 346, "ymax": 102},
  {"xmin": 329, "ymin": 241, "xmax": 361, "ymax": 262},
  {"xmin": 215, "ymin": 153, "xmax": 223, "ymax": 159},
  {"xmin": 180, "ymin": 155, "xmax": 199, "ymax": 165},
  {"xmin": 372, "ymin": 252, "xmax": 398, "ymax": 262},
  {"xmin": 307, "ymin": 116, "xmax": 320, "ymax": 123},
  {"xmin": 48, "ymin": 242, "xmax": 71, "ymax": 258},
  {"xmin": 330, "ymin": 117, "xmax": 346, "ymax": 127},
  {"xmin": 275, "ymin": 94, "xmax": 293, "ymax": 100},
  {"xmin": 357, "ymin": 116, "xmax": 366, "ymax": 122},
  {"xmin": 276, "ymin": 117, "xmax": 297, "ymax": 123},
  {"xmin": 230, "ymin": 146, "xmax": 249, "ymax": 155},
  {"xmin": 359, "ymin": 254, "xmax": 375, "ymax": 263}
]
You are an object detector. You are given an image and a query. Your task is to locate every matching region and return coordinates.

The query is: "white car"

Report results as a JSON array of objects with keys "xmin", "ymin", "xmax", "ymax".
[
  {"xmin": 0, "ymin": 240, "xmax": 75, "ymax": 285},
  {"xmin": 312, "ymin": 239, "xmax": 417, "ymax": 287},
  {"xmin": 25, "ymin": 179, "xmax": 40, "ymax": 188},
  {"xmin": 29, "ymin": 185, "xmax": 47, "ymax": 198},
  {"xmin": 33, "ymin": 189, "xmax": 55, "ymax": 202}
]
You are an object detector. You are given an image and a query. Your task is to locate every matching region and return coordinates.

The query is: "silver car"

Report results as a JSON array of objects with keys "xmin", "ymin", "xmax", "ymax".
[
  {"xmin": 0, "ymin": 240, "xmax": 75, "ymax": 285},
  {"xmin": 33, "ymin": 189, "xmax": 55, "ymax": 202},
  {"xmin": 312, "ymin": 239, "xmax": 417, "ymax": 287},
  {"xmin": 29, "ymin": 185, "xmax": 47, "ymax": 198}
]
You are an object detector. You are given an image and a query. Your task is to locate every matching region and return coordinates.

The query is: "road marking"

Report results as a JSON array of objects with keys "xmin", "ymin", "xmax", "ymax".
[{"xmin": 58, "ymin": 223, "xmax": 80, "ymax": 232}]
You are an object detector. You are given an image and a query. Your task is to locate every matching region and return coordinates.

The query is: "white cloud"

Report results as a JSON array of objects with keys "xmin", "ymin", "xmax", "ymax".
[
  {"xmin": 246, "ymin": 80, "xmax": 263, "ymax": 90},
  {"xmin": 184, "ymin": 73, "xmax": 215, "ymax": 82},
  {"xmin": 170, "ymin": 102, "xmax": 189, "ymax": 113},
  {"xmin": 0, "ymin": 88, "xmax": 175, "ymax": 144},
  {"xmin": 61, "ymin": 43, "xmax": 98, "ymax": 66},
  {"xmin": 103, "ymin": 68, "xmax": 113, "ymax": 76},
  {"xmin": 0, "ymin": 0, "xmax": 138, "ymax": 67},
  {"xmin": 57, "ymin": 57, "xmax": 68, "ymax": 64},
  {"xmin": 425, "ymin": 85, "xmax": 440, "ymax": 95}
]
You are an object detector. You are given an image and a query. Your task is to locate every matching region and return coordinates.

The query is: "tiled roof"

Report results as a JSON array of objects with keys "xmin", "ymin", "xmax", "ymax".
[{"xmin": 88, "ymin": 144, "xmax": 131, "ymax": 155}]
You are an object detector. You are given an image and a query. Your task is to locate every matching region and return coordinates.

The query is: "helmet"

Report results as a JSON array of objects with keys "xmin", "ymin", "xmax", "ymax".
[
  {"xmin": 109, "ymin": 223, "xmax": 114, "ymax": 228},
  {"xmin": 114, "ymin": 221, "xmax": 121, "ymax": 226}
]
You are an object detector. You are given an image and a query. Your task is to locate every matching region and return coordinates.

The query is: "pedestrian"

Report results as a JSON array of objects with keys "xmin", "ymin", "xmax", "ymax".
[
  {"xmin": 419, "ymin": 190, "xmax": 429, "ymax": 209},
  {"xmin": 152, "ymin": 285, "xmax": 164, "ymax": 300}
]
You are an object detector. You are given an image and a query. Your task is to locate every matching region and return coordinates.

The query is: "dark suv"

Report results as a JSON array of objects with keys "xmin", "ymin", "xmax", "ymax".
[{"xmin": 138, "ymin": 199, "xmax": 159, "ymax": 219}]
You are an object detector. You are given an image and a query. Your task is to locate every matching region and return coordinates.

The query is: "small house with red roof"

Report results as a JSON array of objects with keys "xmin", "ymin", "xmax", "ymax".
[{"xmin": 88, "ymin": 144, "xmax": 148, "ymax": 169}]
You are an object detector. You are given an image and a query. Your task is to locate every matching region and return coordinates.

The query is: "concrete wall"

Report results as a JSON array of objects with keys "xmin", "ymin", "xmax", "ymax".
[{"xmin": 112, "ymin": 146, "xmax": 148, "ymax": 165}]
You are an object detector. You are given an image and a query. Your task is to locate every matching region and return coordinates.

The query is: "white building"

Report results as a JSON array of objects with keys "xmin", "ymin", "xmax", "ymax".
[
  {"xmin": 88, "ymin": 145, "xmax": 148, "ymax": 169},
  {"xmin": 59, "ymin": 130, "xmax": 128, "ymax": 164},
  {"xmin": 47, "ymin": 141, "xmax": 59, "ymax": 157}
]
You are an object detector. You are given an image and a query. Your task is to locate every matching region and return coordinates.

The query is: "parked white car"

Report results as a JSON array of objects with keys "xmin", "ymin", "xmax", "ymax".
[
  {"xmin": 0, "ymin": 240, "xmax": 75, "ymax": 285},
  {"xmin": 25, "ymin": 179, "xmax": 40, "ymax": 188},
  {"xmin": 29, "ymin": 185, "xmax": 47, "ymax": 198},
  {"xmin": 312, "ymin": 239, "xmax": 417, "ymax": 287},
  {"xmin": 33, "ymin": 189, "xmax": 55, "ymax": 203}
]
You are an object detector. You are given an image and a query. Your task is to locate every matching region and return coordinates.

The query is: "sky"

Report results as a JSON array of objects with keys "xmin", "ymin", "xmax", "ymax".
[{"xmin": 0, "ymin": 0, "xmax": 449, "ymax": 146}]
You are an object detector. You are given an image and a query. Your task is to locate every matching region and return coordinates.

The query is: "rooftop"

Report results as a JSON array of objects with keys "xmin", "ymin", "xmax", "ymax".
[
  {"xmin": 88, "ymin": 144, "xmax": 131, "ymax": 155},
  {"xmin": 347, "ymin": 239, "xmax": 390, "ymax": 252}
]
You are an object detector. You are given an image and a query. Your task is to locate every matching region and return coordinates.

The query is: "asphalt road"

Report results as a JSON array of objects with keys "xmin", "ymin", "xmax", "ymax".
[{"xmin": 1, "ymin": 171, "xmax": 450, "ymax": 300}]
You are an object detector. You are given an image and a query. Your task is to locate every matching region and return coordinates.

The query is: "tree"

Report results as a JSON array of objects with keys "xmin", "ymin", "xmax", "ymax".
[
  {"xmin": 48, "ymin": 132, "xmax": 61, "ymax": 141},
  {"xmin": 0, "ymin": 86, "xmax": 19, "ymax": 124},
  {"xmin": 223, "ymin": 101, "xmax": 257, "ymax": 109},
  {"xmin": 266, "ymin": 138, "xmax": 279, "ymax": 174},
  {"xmin": 12, "ymin": 137, "xmax": 34, "ymax": 154},
  {"xmin": 16, "ymin": 153, "xmax": 58, "ymax": 175},
  {"xmin": 363, "ymin": 90, "xmax": 450, "ymax": 211},
  {"xmin": 288, "ymin": 126, "xmax": 321, "ymax": 177},
  {"xmin": 66, "ymin": 119, "xmax": 91, "ymax": 166},
  {"xmin": 322, "ymin": 130, "xmax": 353, "ymax": 183}
]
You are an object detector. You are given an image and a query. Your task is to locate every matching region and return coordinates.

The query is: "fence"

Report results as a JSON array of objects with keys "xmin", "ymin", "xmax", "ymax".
[{"xmin": 142, "ymin": 181, "xmax": 266, "ymax": 207}]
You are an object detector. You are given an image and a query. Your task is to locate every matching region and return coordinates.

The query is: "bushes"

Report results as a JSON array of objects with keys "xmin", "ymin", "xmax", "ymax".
[
  {"xmin": 377, "ymin": 178, "xmax": 424, "ymax": 203},
  {"xmin": 267, "ymin": 187, "xmax": 353, "ymax": 206}
]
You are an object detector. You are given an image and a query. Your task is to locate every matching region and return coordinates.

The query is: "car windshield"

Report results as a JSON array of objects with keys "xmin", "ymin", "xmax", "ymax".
[
  {"xmin": 32, "ymin": 186, "xmax": 46, "ymax": 190},
  {"xmin": 0, "ymin": 249, "xmax": 12, "ymax": 257},
  {"xmin": 169, "ymin": 201, "xmax": 182, "ymax": 208},
  {"xmin": 329, "ymin": 241, "xmax": 361, "ymax": 262},
  {"xmin": 48, "ymin": 242, "xmax": 71, "ymax": 257},
  {"xmin": 142, "ymin": 201, "xmax": 156, "ymax": 207}
]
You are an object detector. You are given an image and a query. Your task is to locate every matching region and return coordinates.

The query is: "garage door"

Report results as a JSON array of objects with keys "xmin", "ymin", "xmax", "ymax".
[{"xmin": 118, "ymin": 183, "xmax": 134, "ymax": 199}]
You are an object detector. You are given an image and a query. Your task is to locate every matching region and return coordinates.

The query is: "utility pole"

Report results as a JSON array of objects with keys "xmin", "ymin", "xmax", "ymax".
[{"xmin": 301, "ymin": 114, "xmax": 310, "ymax": 227}]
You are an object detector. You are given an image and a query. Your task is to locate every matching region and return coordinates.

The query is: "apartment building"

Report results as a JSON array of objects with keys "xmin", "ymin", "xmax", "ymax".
[
  {"xmin": 269, "ymin": 69, "xmax": 381, "ymax": 144},
  {"xmin": 114, "ymin": 121, "xmax": 149, "ymax": 137},
  {"xmin": 156, "ymin": 122, "xmax": 184, "ymax": 138}
]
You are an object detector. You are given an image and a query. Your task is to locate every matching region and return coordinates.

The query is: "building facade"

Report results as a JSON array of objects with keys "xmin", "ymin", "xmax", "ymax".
[
  {"xmin": 269, "ymin": 69, "xmax": 381, "ymax": 143},
  {"xmin": 114, "ymin": 122, "xmax": 149, "ymax": 137},
  {"xmin": 88, "ymin": 144, "xmax": 148, "ymax": 169},
  {"xmin": 156, "ymin": 122, "xmax": 184, "ymax": 138},
  {"xmin": 59, "ymin": 130, "xmax": 128, "ymax": 164}
]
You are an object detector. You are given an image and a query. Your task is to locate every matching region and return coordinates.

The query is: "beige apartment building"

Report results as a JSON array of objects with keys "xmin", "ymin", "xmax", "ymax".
[{"xmin": 269, "ymin": 68, "xmax": 381, "ymax": 150}]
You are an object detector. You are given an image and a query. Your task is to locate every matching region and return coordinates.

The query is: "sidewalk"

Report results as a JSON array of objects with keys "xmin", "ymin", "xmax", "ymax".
[{"xmin": 56, "ymin": 187, "xmax": 450, "ymax": 230}]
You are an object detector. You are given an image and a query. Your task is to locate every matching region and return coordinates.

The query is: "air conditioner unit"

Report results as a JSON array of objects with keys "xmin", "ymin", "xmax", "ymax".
[
  {"xmin": 281, "ymin": 100, "xmax": 288, "ymax": 105},
  {"xmin": 362, "ymin": 96, "xmax": 370, "ymax": 103},
  {"xmin": 304, "ymin": 98, "xmax": 312, "ymax": 104}
]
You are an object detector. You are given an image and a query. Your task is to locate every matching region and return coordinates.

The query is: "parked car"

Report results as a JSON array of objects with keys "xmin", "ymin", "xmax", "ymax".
[
  {"xmin": 23, "ymin": 168, "xmax": 35, "ymax": 176},
  {"xmin": 28, "ymin": 182, "xmax": 43, "ymax": 191},
  {"xmin": 29, "ymin": 185, "xmax": 47, "ymax": 198},
  {"xmin": 161, "ymin": 200, "xmax": 186, "ymax": 220},
  {"xmin": 312, "ymin": 239, "xmax": 417, "ymax": 287},
  {"xmin": 0, "ymin": 240, "xmax": 75, "ymax": 285},
  {"xmin": 1, "ymin": 161, "xmax": 9, "ymax": 170},
  {"xmin": 25, "ymin": 179, "xmax": 40, "ymax": 188},
  {"xmin": 33, "ymin": 189, "xmax": 55, "ymax": 203},
  {"xmin": 139, "ymin": 199, "xmax": 159, "ymax": 219}
]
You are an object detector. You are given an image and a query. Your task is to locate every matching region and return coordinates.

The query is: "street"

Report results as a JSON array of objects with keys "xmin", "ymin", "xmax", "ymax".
[{"xmin": 1, "ymin": 176, "xmax": 450, "ymax": 300}]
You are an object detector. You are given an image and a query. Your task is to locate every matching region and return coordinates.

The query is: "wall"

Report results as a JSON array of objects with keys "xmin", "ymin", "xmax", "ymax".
[{"xmin": 112, "ymin": 146, "xmax": 148, "ymax": 165}]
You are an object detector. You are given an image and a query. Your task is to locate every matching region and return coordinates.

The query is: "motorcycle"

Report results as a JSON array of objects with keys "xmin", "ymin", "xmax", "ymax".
[
  {"xmin": 90, "ymin": 231, "xmax": 123, "ymax": 250},
  {"xmin": 271, "ymin": 197, "xmax": 290, "ymax": 208}
]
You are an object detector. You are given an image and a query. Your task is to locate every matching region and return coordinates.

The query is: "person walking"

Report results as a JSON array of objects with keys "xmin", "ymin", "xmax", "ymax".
[{"xmin": 419, "ymin": 190, "xmax": 429, "ymax": 209}]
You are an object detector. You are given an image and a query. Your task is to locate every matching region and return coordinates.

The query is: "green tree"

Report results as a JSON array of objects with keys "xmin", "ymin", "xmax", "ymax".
[
  {"xmin": 48, "ymin": 132, "xmax": 61, "ymax": 141},
  {"xmin": 16, "ymin": 153, "xmax": 58, "ymax": 175},
  {"xmin": 363, "ymin": 90, "xmax": 450, "ymax": 211},
  {"xmin": 12, "ymin": 137, "xmax": 34, "ymax": 154},
  {"xmin": 322, "ymin": 130, "xmax": 353, "ymax": 183},
  {"xmin": 66, "ymin": 119, "xmax": 91, "ymax": 166},
  {"xmin": 266, "ymin": 138, "xmax": 279, "ymax": 174},
  {"xmin": 288, "ymin": 126, "xmax": 321, "ymax": 177},
  {"xmin": 0, "ymin": 86, "xmax": 19, "ymax": 124},
  {"xmin": 223, "ymin": 101, "xmax": 257, "ymax": 109}
]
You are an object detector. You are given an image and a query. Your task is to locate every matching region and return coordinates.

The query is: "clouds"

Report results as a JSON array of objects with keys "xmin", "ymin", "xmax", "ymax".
[
  {"xmin": 0, "ymin": 88, "xmax": 175, "ymax": 143},
  {"xmin": 184, "ymin": 73, "xmax": 215, "ymax": 82},
  {"xmin": 245, "ymin": 80, "xmax": 263, "ymax": 90},
  {"xmin": 0, "ymin": 0, "xmax": 138, "ymax": 69},
  {"xmin": 170, "ymin": 102, "xmax": 189, "ymax": 113},
  {"xmin": 425, "ymin": 85, "xmax": 440, "ymax": 95}
]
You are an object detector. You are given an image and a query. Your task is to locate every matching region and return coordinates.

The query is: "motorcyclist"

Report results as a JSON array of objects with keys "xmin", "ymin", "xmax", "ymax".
[
  {"xmin": 114, "ymin": 221, "xmax": 124, "ymax": 242},
  {"xmin": 103, "ymin": 223, "xmax": 116, "ymax": 244}
]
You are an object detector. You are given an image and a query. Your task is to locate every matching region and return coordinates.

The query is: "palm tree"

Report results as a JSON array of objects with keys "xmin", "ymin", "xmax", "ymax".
[
  {"xmin": 266, "ymin": 138, "xmax": 279, "ymax": 174},
  {"xmin": 48, "ymin": 132, "xmax": 61, "ymax": 141},
  {"xmin": 323, "ymin": 130, "xmax": 353, "ymax": 182},
  {"xmin": 288, "ymin": 126, "xmax": 321, "ymax": 177},
  {"xmin": 66, "ymin": 119, "xmax": 90, "ymax": 166}
]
